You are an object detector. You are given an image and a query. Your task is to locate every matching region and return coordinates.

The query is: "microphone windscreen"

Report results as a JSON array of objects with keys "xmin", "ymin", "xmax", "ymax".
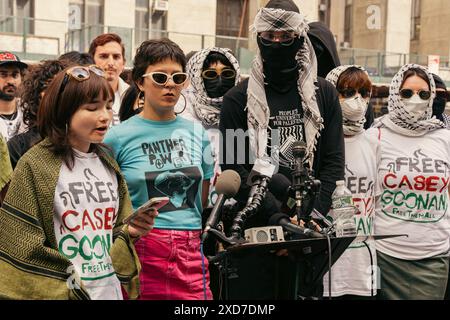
[
  {"xmin": 268, "ymin": 213, "xmax": 290, "ymax": 226},
  {"xmin": 215, "ymin": 170, "xmax": 241, "ymax": 197},
  {"xmin": 268, "ymin": 173, "xmax": 291, "ymax": 199}
]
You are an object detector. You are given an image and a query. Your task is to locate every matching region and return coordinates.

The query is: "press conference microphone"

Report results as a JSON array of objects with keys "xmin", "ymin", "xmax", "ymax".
[
  {"xmin": 201, "ymin": 170, "xmax": 241, "ymax": 242},
  {"xmin": 246, "ymin": 158, "xmax": 276, "ymax": 205},
  {"xmin": 268, "ymin": 213, "xmax": 324, "ymax": 239},
  {"xmin": 268, "ymin": 173, "xmax": 294, "ymax": 209}
]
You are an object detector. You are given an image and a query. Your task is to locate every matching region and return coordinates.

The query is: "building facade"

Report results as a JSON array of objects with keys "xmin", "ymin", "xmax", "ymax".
[{"xmin": 1, "ymin": 0, "xmax": 450, "ymax": 79}]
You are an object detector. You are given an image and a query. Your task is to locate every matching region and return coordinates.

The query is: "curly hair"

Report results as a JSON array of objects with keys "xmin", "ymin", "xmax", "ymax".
[{"xmin": 20, "ymin": 60, "xmax": 68, "ymax": 129}]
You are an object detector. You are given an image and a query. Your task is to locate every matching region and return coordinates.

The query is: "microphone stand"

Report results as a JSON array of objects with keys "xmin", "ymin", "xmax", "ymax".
[{"xmin": 290, "ymin": 142, "xmax": 322, "ymax": 228}]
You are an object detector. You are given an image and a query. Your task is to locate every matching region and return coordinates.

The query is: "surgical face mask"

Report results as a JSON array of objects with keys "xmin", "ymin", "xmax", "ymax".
[
  {"xmin": 204, "ymin": 77, "xmax": 235, "ymax": 98},
  {"xmin": 402, "ymin": 94, "xmax": 430, "ymax": 121},
  {"xmin": 341, "ymin": 95, "xmax": 368, "ymax": 122}
]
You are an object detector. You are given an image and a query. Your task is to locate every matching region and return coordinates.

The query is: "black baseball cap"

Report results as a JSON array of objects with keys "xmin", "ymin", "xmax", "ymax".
[{"xmin": 0, "ymin": 51, "xmax": 28, "ymax": 70}]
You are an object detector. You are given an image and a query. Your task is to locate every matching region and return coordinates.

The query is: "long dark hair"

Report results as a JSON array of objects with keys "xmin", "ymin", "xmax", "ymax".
[
  {"xmin": 38, "ymin": 66, "xmax": 114, "ymax": 169},
  {"xmin": 119, "ymin": 83, "xmax": 143, "ymax": 122}
]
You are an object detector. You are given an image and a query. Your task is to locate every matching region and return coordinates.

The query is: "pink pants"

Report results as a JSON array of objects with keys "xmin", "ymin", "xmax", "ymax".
[{"xmin": 135, "ymin": 229, "xmax": 213, "ymax": 300}]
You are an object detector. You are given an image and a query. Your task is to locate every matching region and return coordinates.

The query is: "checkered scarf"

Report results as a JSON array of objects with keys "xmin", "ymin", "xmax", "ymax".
[
  {"xmin": 247, "ymin": 8, "xmax": 323, "ymax": 168},
  {"xmin": 186, "ymin": 47, "xmax": 241, "ymax": 127},
  {"xmin": 326, "ymin": 65, "xmax": 369, "ymax": 136},
  {"xmin": 377, "ymin": 64, "xmax": 445, "ymax": 136}
]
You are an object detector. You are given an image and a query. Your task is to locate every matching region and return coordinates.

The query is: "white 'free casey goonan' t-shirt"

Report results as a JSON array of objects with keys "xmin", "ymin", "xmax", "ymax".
[
  {"xmin": 323, "ymin": 129, "xmax": 380, "ymax": 297},
  {"xmin": 53, "ymin": 150, "xmax": 123, "ymax": 300},
  {"xmin": 375, "ymin": 128, "xmax": 450, "ymax": 260}
]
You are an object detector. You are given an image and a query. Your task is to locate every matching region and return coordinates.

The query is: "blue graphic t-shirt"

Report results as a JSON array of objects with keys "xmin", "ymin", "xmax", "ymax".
[{"xmin": 104, "ymin": 115, "xmax": 214, "ymax": 230}]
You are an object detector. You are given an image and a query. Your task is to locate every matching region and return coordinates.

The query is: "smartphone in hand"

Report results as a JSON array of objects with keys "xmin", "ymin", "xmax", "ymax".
[{"xmin": 123, "ymin": 196, "xmax": 170, "ymax": 224}]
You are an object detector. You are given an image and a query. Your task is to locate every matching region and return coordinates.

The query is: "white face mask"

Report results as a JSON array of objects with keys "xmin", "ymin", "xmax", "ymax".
[
  {"xmin": 341, "ymin": 95, "xmax": 368, "ymax": 122},
  {"xmin": 402, "ymin": 94, "xmax": 430, "ymax": 122}
]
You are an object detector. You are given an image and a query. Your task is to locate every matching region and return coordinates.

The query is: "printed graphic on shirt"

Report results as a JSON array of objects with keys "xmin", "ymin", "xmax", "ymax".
[
  {"xmin": 145, "ymin": 167, "xmax": 202, "ymax": 212},
  {"xmin": 345, "ymin": 167, "xmax": 375, "ymax": 249},
  {"xmin": 269, "ymin": 109, "xmax": 305, "ymax": 168},
  {"xmin": 53, "ymin": 156, "xmax": 122, "ymax": 301},
  {"xmin": 141, "ymin": 138, "xmax": 193, "ymax": 170},
  {"xmin": 380, "ymin": 149, "xmax": 450, "ymax": 223}
]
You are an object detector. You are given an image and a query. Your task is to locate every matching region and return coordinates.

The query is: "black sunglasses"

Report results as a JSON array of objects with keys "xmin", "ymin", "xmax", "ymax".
[
  {"xmin": 399, "ymin": 89, "xmax": 431, "ymax": 100},
  {"xmin": 338, "ymin": 87, "xmax": 371, "ymax": 99}
]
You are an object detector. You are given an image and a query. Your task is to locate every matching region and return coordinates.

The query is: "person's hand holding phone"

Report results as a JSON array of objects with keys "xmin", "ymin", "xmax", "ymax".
[{"xmin": 127, "ymin": 207, "xmax": 159, "ymax": 239}]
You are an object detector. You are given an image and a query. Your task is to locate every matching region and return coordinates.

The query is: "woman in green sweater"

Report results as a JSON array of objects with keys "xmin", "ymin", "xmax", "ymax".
[{"xmin": 0, "ymin": 65, "xmax": 157, "ymax": 300}]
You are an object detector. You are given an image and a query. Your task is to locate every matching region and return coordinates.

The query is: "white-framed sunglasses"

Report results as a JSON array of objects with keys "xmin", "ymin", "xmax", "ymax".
[{"xmin": 142, "ymin": 72, "xmax": 188, "ymax": 86}]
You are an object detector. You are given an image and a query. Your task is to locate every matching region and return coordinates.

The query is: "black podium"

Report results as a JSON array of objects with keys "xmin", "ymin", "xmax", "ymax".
[{"xmin": 209, "ymin": 235, "xmax": 406, "ymax": 300}]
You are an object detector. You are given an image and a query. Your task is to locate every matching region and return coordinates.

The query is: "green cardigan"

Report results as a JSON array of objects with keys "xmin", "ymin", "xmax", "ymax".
[
  {"xmin": 0, "ymin": 139, "xmax": 141, "ymax": 300},
  {"xmin": 0, "ymin": 135, "xmax": 12, "ymax": 191}
]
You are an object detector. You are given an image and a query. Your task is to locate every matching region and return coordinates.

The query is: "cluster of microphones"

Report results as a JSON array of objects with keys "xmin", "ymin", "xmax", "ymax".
[{"xmin": 201, "ymin": 141, "xmax": 335, "ymax": 246}]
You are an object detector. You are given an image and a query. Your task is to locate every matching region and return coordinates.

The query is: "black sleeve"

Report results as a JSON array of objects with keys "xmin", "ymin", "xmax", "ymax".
[
  {"xmin": 7, "ymin": 135, "xmax": 24, "ymax": 170},
  {"xmin": 314, "ymin": 79, "xmax": 345, "ymax": 215},
  {"xmin": 219, "ymin": 80, "xmax": 281, "ymax": 221},
  {"xmin": 364, "ymin": 102, "xmax": 375, "ymax": 129}
]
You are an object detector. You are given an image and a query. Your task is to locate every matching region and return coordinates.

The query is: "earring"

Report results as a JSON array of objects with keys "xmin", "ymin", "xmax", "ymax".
[
  {"xmin": 65, "ymin": 123, "xmax": 68, "ymax": 135},
  {"xmin": 175, "ymin": 92, "xmax": 187, "ymax": 115}
]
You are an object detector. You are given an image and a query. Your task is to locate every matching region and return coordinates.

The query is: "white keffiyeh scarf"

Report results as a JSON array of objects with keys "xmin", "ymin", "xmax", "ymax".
[
  {"xmin": 326, "ymin": 65, "xmax": 369, "ymax": 136},
  {"xmin": 247, "ymin": 8, "xmax": 324, "ymax": 168},
  {"xmin": 376, "ymin": 63, "xmax": 445, "ymax": 136},
  {"xmin": 186, "ymin": 47, "xmax": 241, "ymax": 127}
]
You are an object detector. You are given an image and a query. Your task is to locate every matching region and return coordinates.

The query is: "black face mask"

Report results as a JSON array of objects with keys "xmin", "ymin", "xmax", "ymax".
[
  {"xmin": 433, "ymin": 97, "xmax": 446, "ymax": 120},
  {"xmin": 257, "ymin": 37, "xmax": 303, "ymax": 92},
  {"xmin": 204, "ymin": 77, "xmax": 236, "ymax": 98}
]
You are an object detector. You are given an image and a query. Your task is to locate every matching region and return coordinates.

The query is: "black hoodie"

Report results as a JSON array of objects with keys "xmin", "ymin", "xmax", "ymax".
[{"xmin": 308, "ymin": 21, "xmax": 374, "ymax": 128}]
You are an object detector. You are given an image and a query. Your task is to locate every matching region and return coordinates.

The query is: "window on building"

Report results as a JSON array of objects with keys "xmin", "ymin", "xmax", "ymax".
[
  {"xmin": 135, "ymin": 0, "xmax": 149, "ymax": 46},
  {"xmin": 67, "ymin": 0, "xmax": 104, "ymax": 52},
  {"xmin": 344, "ymin": 0, "xmax": 352, "ymax": 46},
  {"xmin": 411, "ymin": 0, "xmax": 421, "ymax": 40},
  {"xmin": 318, "ymin": 0, "xmax": 331, "ymax": 27},
  {"xmin": 0, "ymin": 0, "xmax": 33, "ymax": 34},
  {"xmin": 216, "ymin": 0, "xmax": 248, "ymax": 49},
  {"xmin": 151, "ymin": 0, "xmax": 168, "ymax": 39}
]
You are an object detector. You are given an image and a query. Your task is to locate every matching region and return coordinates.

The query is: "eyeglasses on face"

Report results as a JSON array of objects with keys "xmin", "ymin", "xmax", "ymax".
[
  {"xmin": 142, "ymin": 72, "xmax": 188, "ymax": 86},
  {"xmin": 399, "ymin": 88, "xmax": 431, "ymax": 100},
  {"xmin": 338, "ymin": 87, "xmax": 372, "ymax": 99},
  {"xmin": 258, "ymin": 31, "xmax": 298, "ymax": 46},
  {"xmin": 59, "ymin": 65, "xmax": 105, "ymax": 95},
  {"xmin": 201, "ymin": 68, "xmax": 236, "ymax": 80}
]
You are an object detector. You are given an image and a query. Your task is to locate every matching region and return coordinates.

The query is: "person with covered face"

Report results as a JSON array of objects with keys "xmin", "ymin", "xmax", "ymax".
[
  {"xmin": 431, "ymin": 73, "xmax": 450, "ymax": 129},
  {"xmin": 374, "ymin": 64, "xmax": 450, "ymax": 300},
  {"xmin": 220, "ymin": 0, "xmax": 344, "ymax": 228},
  {"xmin": 322, "ymin": 65, "xmax": 380, "ymax": 299},
  {"xmin": 219, "ymin": 0, "xmax": 344, "ymax": 299},
  {"xmin": 183, "ymin": 48, "xmax": 241, "ymax": 206}
]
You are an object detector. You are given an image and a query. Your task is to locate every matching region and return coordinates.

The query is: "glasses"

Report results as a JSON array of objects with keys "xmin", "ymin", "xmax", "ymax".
[
  {"xmin": 142, "ymin": 72, "xmax": 188, "ymax": 86},
  {"xmin": 338, "ymin": 87, "xmax": 372, "ymax": 99},
  {"xmin": 59, "ymin": 65, "xmax": 105, "ymax": 94},
  {"xmin": 399, "ymin": 89, "xmax": 431, "ymax": 100},
  {"xmin": 258, "ymin": 31, "xmax": 298, "ymax": 46},
  {"xmin": 436, "ymin": 90, "xmax": 449, "ymax": 101},
  {"xmin": 201, "ymin": 68, "xmax": 236, "ymax": 80}
]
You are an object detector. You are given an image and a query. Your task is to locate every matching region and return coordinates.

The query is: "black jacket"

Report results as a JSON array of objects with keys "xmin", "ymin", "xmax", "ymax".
[
  {"xmin": 219, "ymin": 77, "xmax": 345, "ymax": 227},
  {"xmin": 7, "ymin": 127, "xmax": 41, "ymax": 169}
]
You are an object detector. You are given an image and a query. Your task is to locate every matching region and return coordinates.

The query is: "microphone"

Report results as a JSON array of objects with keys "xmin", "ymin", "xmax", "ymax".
[
  {"xmin": 268, "ymin": 173, "xmax": 296, "ymax": 212},
  {"xmin": 202, "ymin": 170, "xmax": 241, "ymax": 242},
  {"xmin": 246, "ymin": 158, "xmax": 276, "ymax": 205},
  {"xmin": 268, "ymin": 213, "xmax": 324, "ymax": 239}
]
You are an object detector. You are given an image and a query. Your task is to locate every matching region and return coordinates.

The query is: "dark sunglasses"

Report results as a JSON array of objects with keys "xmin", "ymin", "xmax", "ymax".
[
  {"xmin": 338, "ymin": 87, "xmax": 372, "ymax": 99},
  {"xmin": 142, "ymin": 72, "xmax": 188, "ymax": 86},
  {"xmin": 201, "ymin": 68, "xmax": 236, "ymax": 80},
  {"xmin": 399, "ymin": 89, "xmax": 431, "ymax": 100}
]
